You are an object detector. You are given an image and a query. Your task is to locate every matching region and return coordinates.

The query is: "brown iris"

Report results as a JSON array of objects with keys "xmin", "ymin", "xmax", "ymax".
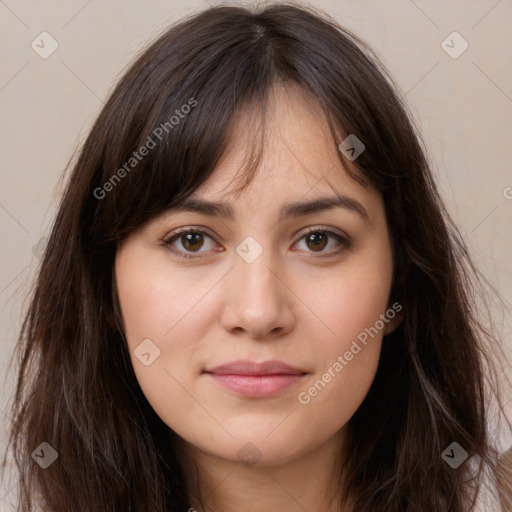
[
  {"xmin": 305, "ymin": 232, "xmax": 328, "ymax": 252},
  {"xmin": 181, "ymin": 232, "xmax": 204, "ymax": 252}
]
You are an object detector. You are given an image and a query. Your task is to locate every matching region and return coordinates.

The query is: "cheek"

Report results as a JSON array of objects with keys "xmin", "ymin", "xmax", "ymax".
[
  {"xmin": 115, "ymin": 250, "xmax": 209, "ymax": 346},
  {"xmin": 315, "ymin": 248, "xmax": 394, "ymax": 351},
  {"xmin": 115, "ymin": 248, "xmax": 218, "ymax": 435},
  {"xmin": 295, "ymin": 297, "xmax": 385, "ymax": 440},
  {"xmin": 116, "ymin": 262, "xmax": 229, "ymax": 406},
  {"xmin": 296, "ymin": 241, "xmax": 393, "ymax": 417}
]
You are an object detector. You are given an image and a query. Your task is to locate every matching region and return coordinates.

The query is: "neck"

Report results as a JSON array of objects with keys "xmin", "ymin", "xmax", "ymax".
[{"xmin": 171, "ymin": 427, "xmax": 354, "ymax": 512}]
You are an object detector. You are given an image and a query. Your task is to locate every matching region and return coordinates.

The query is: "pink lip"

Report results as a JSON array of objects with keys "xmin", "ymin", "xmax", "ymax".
[{"xmin": 204, "ymin": 360, "xmax": 307, "ymax": 398}]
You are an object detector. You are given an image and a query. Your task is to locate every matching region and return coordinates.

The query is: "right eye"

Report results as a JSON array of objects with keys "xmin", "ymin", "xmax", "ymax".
[{"xmin": 162, "ymin": 228, "xmax": 221, "ymax": 260}]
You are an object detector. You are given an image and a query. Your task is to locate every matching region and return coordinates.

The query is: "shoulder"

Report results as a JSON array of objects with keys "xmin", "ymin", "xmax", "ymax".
[
  {"xmin": 473, "ymin": 462, "xmax": 504, "ymax": 512},
  {"xmin": 473, "ymin": 401, "xmax": 512, "ymax": 512}
]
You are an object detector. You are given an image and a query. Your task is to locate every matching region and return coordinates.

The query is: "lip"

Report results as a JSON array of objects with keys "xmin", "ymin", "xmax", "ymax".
[
  {"xmin": 205, "ymin": 359, "xmax": 306, "ymax": 376},
  {"xmin": 204, "ymin": 360, "xmax": 308, "ymax": 398}
]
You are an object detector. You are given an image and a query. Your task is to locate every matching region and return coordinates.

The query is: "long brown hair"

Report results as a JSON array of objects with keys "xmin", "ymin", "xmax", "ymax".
[{"xmin": 3, "ymin": 3, "xmax": 511, "ymax": 511}]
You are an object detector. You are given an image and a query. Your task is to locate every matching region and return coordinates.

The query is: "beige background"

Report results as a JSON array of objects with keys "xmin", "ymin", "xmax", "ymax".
[{"xmin": 0, "ymin": 0, "xmax": 511, "ymax": 507}]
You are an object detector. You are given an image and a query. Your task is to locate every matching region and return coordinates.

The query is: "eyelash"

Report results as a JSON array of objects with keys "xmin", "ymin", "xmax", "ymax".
[{"xmin": 162, "ymin": 226, "xmax": 352, "ymax": 260}]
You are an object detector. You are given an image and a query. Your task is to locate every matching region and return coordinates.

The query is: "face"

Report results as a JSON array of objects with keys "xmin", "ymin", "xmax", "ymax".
[{"xmin": 115, "ymin": 83, "xmax": 400, "ymax": 468}]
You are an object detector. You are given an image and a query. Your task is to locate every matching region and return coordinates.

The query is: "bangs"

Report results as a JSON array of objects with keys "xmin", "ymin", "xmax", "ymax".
[
  {"xmin": 91, "ymin": 20, "xmax": 279, "ymax": 243},
  {"xmin": 86, "ymin": 4, "xmax": 405, "ymax": 248}
]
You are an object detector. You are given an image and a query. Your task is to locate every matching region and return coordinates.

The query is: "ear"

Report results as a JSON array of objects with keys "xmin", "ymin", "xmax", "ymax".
[{"xmin": 383, "ymin": 302, "xmax": 404, "ymax": 336}]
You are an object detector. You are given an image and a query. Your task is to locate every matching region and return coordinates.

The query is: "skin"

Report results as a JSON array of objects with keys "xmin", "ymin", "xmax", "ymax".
[{"xmin": 115, "ymin": 83, "xmax": 402, "ymax": 512}]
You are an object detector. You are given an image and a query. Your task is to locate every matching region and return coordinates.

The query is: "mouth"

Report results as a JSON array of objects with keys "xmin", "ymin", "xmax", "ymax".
[{"xmin": 203, "ymin": 360, "xmax": 308, "ymax": 398}]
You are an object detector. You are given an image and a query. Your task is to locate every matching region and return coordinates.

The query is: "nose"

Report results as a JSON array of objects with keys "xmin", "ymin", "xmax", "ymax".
[{"xmin": 218, "ymin": 245, "xmax": 295, "ymax": 340}]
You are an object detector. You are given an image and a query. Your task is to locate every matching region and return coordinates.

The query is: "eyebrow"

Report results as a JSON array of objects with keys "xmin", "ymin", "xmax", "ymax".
[{"xmin": 164, "ymin": 194, "xmax": 370, "ymax": 224}]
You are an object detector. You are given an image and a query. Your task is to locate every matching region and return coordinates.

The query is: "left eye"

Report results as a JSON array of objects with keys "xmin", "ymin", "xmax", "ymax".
[{"xmin": 162, "ymin": 227, "xmax": 351, "ymax": 260}]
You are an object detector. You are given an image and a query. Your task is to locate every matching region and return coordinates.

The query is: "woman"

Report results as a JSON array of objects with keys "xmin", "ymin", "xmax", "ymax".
[{"xmin": 3, "ymin": 3, "xmax": 511, "ymax": 511}]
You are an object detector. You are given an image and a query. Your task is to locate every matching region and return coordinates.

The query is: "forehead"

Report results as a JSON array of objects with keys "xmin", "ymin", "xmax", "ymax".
[{"xmin": 186, "ymin": 83, "xmax": 376, "ymax": 217}]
